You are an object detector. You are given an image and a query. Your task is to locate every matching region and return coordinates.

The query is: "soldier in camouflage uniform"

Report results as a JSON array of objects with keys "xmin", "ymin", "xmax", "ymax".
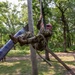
[{"xmin": 9, "ymin": 15, "xmax": 52, "ymax": 51}]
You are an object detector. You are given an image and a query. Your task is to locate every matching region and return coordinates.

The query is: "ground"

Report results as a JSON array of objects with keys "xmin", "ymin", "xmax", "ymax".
[{"xmin": 0, "ymin": 52, "xmax": 75, "ymax": 75}]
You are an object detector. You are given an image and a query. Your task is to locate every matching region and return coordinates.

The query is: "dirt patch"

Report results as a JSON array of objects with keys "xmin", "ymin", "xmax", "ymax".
[{"xmin": 3, "ymin": 52, "xmax": 75, "ymax": 61}]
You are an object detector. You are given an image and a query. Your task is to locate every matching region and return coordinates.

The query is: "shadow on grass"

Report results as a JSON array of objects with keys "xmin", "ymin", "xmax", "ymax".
[
  {"xmin": 0, "ymin": 59, "xmax": 75, "ymax": 75},
  {"xmin": 0, "ymin": 59, "xmax": 32, "ymax": 75},
  {"xmin": 38, "ymin": 60, "xmax": 52, "ymax": 75},
  {"xmin": 0, "ymin": 59, "xmax": 52, "ymax": 75},
  {"xmin": 52, "ymin": 60, "xmax": 75, "ymax": 75}
]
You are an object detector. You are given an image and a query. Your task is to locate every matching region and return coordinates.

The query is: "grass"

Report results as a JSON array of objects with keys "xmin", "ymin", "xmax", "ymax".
[
  {"xmin": 0, "ymin": 55, "xmax": 75, "ymax": 75},
  {"xmin": 0, "ymin": 60, "xmax": 31, "ymax": 75},
  {"xmin": 7, "ymin": 49, "xmax": 30, "ymax": 57},
  {"xmin": 0, "ymin": 48, "xmax": 75, "ymax": 75},
  {"xmin": 6, "ymin": 45, "xmax": 30, "ymax": 57}
]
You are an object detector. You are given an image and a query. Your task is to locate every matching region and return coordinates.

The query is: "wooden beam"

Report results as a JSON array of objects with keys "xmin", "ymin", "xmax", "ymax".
[
  {"xmin": 27, "ymin": 0, "xmax": 38, "ymax": 75},
  {"xmin": 45, "ymin": 46, "xmax": 75, "ymax": 75}
]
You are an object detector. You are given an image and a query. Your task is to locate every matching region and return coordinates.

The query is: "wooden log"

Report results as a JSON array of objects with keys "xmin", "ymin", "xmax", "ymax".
[
  {"xmin": 27, "ymin": 0, "xmax": 38, "ymax": 75},
  {"xmin": 45, "ymin": 46, "xmax": 75, "ymax": 75}
]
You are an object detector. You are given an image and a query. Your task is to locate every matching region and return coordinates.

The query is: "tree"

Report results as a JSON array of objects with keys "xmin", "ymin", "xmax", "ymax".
[
  {"xmin": 53, "ymin": 0, "xmax": 75, "ymax": 51},
  {"xmin": 0, "ymin": 2, "xmax": 9, "ymax": 45}
]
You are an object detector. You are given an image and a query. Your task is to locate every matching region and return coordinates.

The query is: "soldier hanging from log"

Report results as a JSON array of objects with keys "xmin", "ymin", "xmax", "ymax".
[{"xmin": 9, "ymin": 15, "xmax": 52, "ymax": 51}]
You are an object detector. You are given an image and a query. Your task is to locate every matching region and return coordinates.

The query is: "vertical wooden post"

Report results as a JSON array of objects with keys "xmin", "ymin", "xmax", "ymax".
[
  {"xmin": 27, "ymin": 0, "xmax": 38, "ymax": 75},
  {"xmin": 39, "ymin": 0, "xmax": 50, "ymax": 61}
]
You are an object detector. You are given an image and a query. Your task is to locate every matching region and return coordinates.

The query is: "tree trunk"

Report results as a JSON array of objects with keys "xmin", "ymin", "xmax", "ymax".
[
  {"xmin": 57, "ymin": 4, "xmax": 70, "ymax": 52},
  {"xmin": 61, "ymin": 12, "xmax": 67, "ymax": 52},
  {"xmin": 61, "ymin": 13, "xmax": 71, "ymax": 51},
  {"xmin": 66, "ymin": 24, "xmax": 71, "ymax": 47},
  {"xmin": 63, "ymin": 25, "xmax": 67, "ymax": 52},
  {"xmin": 27, "ymin": 0, "xmax": 38, "ymax": 75},
  {"xmin": 45, "ymin": 50, "xmax": 50, "ymax": 61}
]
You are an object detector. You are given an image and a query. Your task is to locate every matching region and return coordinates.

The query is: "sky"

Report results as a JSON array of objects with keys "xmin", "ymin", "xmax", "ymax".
[
  {"xmin": 0, "ymin": 0, "xmax": 55, "ymax": 8},
  {"xmin": 0, "ymin": 0, "xmax": 27, "ymax": 5},
  {"xmin": 0, "ymin": 0, "xmax": 18, "ymax": 4}
]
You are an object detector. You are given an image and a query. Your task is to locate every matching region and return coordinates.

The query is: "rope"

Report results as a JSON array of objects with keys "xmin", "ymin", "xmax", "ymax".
[
  {"xmin": 36, "ymin": 34, "xmax": 52, "ymax": 66},
  {"xmin": 36, "ymin": 51, "xmax": 52, "ymax": 66}
]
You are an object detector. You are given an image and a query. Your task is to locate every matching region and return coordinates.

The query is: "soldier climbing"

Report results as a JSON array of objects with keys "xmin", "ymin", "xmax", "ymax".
[{"xmin": 9, "ymin": 15, "xmax": 52, "ymax": 51}]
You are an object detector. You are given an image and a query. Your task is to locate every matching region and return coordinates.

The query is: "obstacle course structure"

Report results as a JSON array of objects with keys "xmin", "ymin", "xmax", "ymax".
[{"xmin": 0, "ymin": 25, "xmax": 28, "ymax": 61}]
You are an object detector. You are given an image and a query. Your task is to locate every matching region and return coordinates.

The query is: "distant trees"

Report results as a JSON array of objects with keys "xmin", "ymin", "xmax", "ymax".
[
  {"xmin": 32, "ymin": 0, "xmax": 75, "ymax": 52},
  {"xmin": 0, "ymin": 0, "xmax": 75, "ymax": 51},
  {"xmin": 0, "ymin": 1, "xmax": 28, "ymax": 45},
  {"xmin": 53, "ymin": 0, "xmax": 75, "ymax": 51}
]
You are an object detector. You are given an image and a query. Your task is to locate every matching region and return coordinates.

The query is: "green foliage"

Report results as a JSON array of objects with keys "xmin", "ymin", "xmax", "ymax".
[
  {"xmin": 0, "ymin": 1, "xmax": 28, "ymax": 45},
  {"xmin": 0, "ymin": 2, "xmax": 8, "ymax": 13},
  {"xmin": 0, "ymin": 0, "xmax": 75, "ymax": 52}
]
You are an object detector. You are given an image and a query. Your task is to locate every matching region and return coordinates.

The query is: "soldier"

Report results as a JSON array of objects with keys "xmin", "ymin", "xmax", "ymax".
[{"xmin": 9, "ymin": 15, "xmax": 52, "ymax": 51}]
